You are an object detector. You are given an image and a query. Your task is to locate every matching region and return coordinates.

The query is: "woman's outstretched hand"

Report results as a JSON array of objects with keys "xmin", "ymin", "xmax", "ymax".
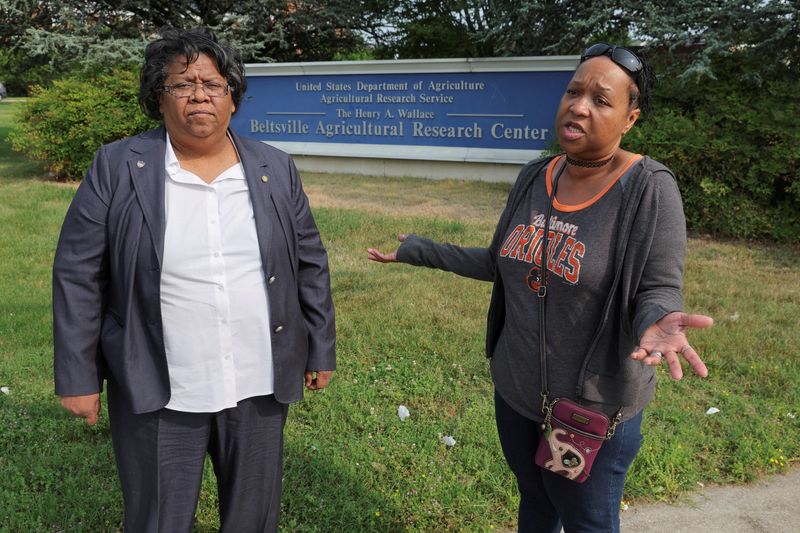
[
  {"xmin": 367, "ymin": 234, "xmax": 408, "ymax": 263},
  {"xmin": 631, "ymin": 312, "xmax": 714, "ymax": 380}
]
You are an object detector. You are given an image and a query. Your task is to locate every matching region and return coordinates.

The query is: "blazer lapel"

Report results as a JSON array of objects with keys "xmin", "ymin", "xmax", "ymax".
[
  {"xmin": 231, "ymin": 130, "xmax": 275, "ymax": 273},
  {"xmin": 128, "ymin": 127, "xmax": 167, "ymax": 269}
]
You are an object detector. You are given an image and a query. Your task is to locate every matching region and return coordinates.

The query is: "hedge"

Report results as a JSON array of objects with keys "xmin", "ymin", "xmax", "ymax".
[
  {"xmin": 9, "ymin": 68, "xmax": 800, "ymax": 241},
  {"xmin": 624, "ymin": 68, "xmax": 800, "ymax": 242},
  {"xmin": 9, "ymin": 70, "xmax": 157, "ymax": 181}
]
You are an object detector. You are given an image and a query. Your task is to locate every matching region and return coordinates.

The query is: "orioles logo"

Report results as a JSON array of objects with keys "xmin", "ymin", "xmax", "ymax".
[{"xmin": 526, "ymin": 267, "xmax": 547, "ymax": 293}]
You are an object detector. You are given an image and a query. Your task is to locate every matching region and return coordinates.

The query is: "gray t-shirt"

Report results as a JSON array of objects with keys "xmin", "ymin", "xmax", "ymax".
[{"xmin": 491, "ymin": 157, "xmax": 642, "ymax": 421}]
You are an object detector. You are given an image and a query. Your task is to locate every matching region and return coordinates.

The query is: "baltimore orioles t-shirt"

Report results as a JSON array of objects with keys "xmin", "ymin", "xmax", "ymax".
[{"xmin": 491, "ymin": 154, "xmax": 643, "ymax": 422}]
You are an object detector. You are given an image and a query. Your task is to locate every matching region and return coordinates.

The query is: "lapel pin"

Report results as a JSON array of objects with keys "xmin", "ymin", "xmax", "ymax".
[
  {"xmin": 261, "ymin": 175, "xmax": 269, "ymax": 183},
  {"xmin": 137, "ymin": 160, "xmax": 145, "ymax": 168}
]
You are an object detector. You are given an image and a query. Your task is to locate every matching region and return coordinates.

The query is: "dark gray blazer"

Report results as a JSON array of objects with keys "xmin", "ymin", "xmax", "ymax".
[{"xmin": 53, "ymin": 127, "xmax": 336, "ymax": 413}]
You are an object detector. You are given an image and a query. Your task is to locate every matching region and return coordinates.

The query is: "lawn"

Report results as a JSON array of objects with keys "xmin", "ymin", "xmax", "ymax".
[{"xmin": 1, "ymin": 99, "xmax": 798, "ymax": 531}]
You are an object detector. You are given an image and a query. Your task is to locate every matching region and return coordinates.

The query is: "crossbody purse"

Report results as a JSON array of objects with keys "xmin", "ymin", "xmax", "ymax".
[{"xmin": 532, "ymin": 162, "xmax": 622, "ymax": 483}]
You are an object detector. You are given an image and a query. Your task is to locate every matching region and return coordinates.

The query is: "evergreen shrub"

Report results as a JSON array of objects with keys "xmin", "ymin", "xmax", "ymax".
[
  {"xmin": 625, "ymin": 66, "xmax": 800, "ymax": 242},
  {"xmin": 9, "ymin": 70, "xmax": 157, "ymax": 181}
]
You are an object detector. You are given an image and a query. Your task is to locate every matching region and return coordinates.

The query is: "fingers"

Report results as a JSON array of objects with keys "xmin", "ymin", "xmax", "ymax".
[
  {"xmin": 645, "ymin": 351, "xmax": 666, "ymax": 366},
  {"xmin": 664, "ymin": 350, "xmax": 683, "ymax": 380},
  {"xmin": 679, "ymin": 313, "xmax": 714, "ymax": 330},
  {"xmin": 314, "ymin": 371, "xmax": 333, "ymax": 390},
  {"xmin": 631, "ymin": 347, "xmax": 667, "ymax": 367},
  {"xmin": 681, "ymin": 344, "xmax": 709, "ymax": 378},
  {"xmin": 630, "ymin": 346, "xmax": 648, "ymax": 361},
  {"xmin": 366, "ymin": 248, "xmax": 397, "ymax": 263},
  {"xmin": 59, "ymin": 393, "xmax": 101, "ymax": 425},
  {"xmin": 305, "ymin": 370, "xmax": 334, "ymax": 391},
  {"xmin": 630, "ymin": 344, "xmax": 709, "ymax": 380},
  {"xmin": 367, "ymin": 234, "xmax": 408, "ymax": 262}
]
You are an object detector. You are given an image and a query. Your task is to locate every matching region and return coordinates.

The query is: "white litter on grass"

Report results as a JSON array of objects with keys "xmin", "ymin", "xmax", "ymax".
[
  {"xmin": 441, "ymin": 435, "xmax": 456, "ymax": 447},
  {"xmin": 706, "ymin": 407, "xmax": 720, "ymax": 415},
  {"xmin": 0, "ymin": 386, "xmax": 9, "ymax": 395},
  {"xmin": 729, "ymin": 312, "xmax": 740, "ymax": 321},
  {"xmin": 398, "ymin": 405, "xmax": 410, "ymax": 421},
  {"xmin": 786, "ymin": 413, "xmax": 796, "ymax": 419}
]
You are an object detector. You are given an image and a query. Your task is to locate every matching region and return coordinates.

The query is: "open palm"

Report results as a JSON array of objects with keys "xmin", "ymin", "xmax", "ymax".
[{"xmin": 631, "ymin": 312, "xmax": 714, "ymax": 380}]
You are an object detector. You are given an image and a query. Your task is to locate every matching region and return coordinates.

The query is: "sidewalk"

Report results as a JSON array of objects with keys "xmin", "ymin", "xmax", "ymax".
[
  {"xmin": 620, "ymin": 466, "xmax": 799, "ymax": 532},
  {"xmin": 496, "ymin": 466, "xmax": 799, "ymax": 532}
]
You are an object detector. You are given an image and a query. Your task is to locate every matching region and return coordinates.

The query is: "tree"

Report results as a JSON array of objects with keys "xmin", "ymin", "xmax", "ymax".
[
  {"xmin": 368, "ymin": 0, "xmax": 800, "ymax": 240},
  {"xmin": 378, "ymin": 0, "xmax": 496, "ymax": 58},
  {"xmin": 0, "ymin": 1, "xmax": 148, "ymax": 92},
  {"xmin": 485, "ymin": 0, "xmax": 799, "ymax": 81},
  {"xmin": 486, "ymin": 0, "xmax": 631, "ymax": 57},
  {"xmin": 218, "ymin": 0, "xmax": 366, "ymax": 62},
  {"xmin": 0, "ymin": 0, "xmax": 371, "ymax": 93}
]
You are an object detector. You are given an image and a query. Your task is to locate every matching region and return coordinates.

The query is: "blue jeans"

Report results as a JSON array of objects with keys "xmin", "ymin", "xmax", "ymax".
[{"xmin": 494, "ymin": 390, "xmax": 643, "ymax": 533}]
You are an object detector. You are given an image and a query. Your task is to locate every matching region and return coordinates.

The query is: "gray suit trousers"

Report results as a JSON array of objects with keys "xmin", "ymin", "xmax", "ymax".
[{"xmin": 107, "ymin": 381, "xmax": 288, "ymax": 533}]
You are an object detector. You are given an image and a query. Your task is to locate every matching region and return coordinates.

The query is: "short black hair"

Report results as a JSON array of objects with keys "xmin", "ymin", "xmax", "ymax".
[{"xmin": 139, "ymin": 26, "xmax": 247, "ymax": 120}]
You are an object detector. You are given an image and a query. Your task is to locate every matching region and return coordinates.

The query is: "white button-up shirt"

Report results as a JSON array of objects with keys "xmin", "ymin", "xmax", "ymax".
[{"xmin": 160, "ymin": 133, "xmax": 274, "ymax": 412}]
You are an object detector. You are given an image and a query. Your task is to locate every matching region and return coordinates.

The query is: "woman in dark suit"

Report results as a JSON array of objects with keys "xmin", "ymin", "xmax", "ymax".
[{"xmin": 54, "ymin": 27, "xmax": 335, "ymax": 532}]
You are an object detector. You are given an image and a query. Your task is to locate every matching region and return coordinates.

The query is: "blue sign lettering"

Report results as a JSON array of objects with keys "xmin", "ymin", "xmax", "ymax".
[{"xmin": 231, "ymin": 66, "xmax": 574, "ymax": 153}]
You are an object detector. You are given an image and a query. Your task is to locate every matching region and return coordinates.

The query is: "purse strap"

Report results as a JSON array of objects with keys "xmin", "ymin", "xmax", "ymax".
[
  {"xmin": 537, "ymin": 161, "xmax": 563, "ymax": 413},
  {"xmin": 537, "ymin": 158, "xmax": 623, "ymax": 439}
]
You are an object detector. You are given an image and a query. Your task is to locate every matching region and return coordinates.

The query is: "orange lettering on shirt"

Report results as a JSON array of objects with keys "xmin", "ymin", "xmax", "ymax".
[
  {"xmin": 500, "ymin": 224, "xmax": 525, "ymax": 257},
  {"xmin": 565, "ymin": 241, "xmax": 586, "ymax": 284},
  {"xmin": 510, "ymin": 225, "xmax": 535, "ymax": 260},
  {"xmin": 524, "ymin": 228, "xmax": 544, "ymax": 264},
  {"xmin": 546, "ymin": 231, "xmax": 563, "ymax": 271},
  {"xmin": 553, "ymin": 236, "xmax": 574, "ymax": 277}
]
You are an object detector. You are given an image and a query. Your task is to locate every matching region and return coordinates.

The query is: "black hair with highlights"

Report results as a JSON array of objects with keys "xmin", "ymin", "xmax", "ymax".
[
  {"xmin": 628, "ymin": 52, "xmax": 656, "ymax": 118},
  {"xmin": 138, "ymin": 26, "xmax": 247, "ymax": 120}
]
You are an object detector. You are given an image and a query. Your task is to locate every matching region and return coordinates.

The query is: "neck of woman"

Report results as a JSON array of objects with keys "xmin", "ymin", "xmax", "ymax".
[
  {"xmin": 170, "ymin": 130, "xmax": 234, "ymax": 163},
  {"xmin": 555, "ymin": 150, "xmax": 631, "ymax": 204},
  {"xmin": 565, "ymin": 153, "xmax": 614, "ymax": 168}
]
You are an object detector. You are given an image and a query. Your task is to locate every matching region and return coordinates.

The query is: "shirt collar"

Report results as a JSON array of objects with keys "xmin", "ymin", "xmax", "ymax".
[
  {"xmin": 164, "ymin": 131, "xmax": 244, "ymax": 183},
  {"xmin": 164, "ymin": 131, "xmax": 181, "ymax": 174}
]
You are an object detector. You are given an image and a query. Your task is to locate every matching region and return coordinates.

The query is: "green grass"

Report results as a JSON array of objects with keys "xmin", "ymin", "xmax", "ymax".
[{"xmin": 1, "ymin": 99, "xmax": 798, "ymax": 531}]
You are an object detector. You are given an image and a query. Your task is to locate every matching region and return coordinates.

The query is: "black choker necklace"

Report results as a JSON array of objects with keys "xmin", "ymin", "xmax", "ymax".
[{"xmin": 566, "ymin": 154, "xmax": 614, "ymax": 168}]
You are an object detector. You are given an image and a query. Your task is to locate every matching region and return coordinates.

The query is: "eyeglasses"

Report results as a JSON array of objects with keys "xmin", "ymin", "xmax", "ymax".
[
  {"xmin": 580, "ymin": 43, "xmax": 642, "ymax": 78},
  {"xmin": 162, "ymin": 81, "xmax": 230, "ymax": 98}
]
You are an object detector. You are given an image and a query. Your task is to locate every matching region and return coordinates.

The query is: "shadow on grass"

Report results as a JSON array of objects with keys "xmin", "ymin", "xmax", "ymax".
[
  {"xmin": 281, "ymin": 440, "xmax": 403, "ymax": 532},
  {"xmin": 0, "ymin": 392, "xmax": 399, "ymax": 532}
]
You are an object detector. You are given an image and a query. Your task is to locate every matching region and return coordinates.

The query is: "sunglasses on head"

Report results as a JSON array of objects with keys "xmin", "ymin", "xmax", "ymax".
[{"xmin": 580, "ymin": 43, "xmax": 643, "ymax": 78}]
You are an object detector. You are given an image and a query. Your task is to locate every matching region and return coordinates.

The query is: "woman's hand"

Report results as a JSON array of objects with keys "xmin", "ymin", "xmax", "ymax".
[
  {"xmin": 60, "ymin": 393, "xmax": 101, "ymax": 425},
  {"xmin": 367, "ymin": 234, "xmax": 407, "ymax": 263},
  {"xmin": 305, "ymin": 370, "xmax": 334, "ymax": 391},
  {"xmin": 631, "ymin": 312, "xmax": 714, "ymax": 380}
]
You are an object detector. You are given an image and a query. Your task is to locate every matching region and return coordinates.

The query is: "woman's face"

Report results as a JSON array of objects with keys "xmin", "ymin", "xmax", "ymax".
[
  {"xmin": 555, "ymin": 56, "xmax": 640, "ymax": 160},
  {"xmin": 159, "ymin": 53, "xmax": 236, "ymax": 143}
]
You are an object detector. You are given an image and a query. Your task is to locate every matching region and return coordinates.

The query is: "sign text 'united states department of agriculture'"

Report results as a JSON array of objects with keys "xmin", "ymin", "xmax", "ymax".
[{"xmin": 231, "ymin": 62, "xmax": 575, "ymax": 153}]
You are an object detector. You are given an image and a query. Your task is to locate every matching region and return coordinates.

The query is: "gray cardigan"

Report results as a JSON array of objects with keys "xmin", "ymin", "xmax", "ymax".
[{"xmin": 397, "ymin": 155, "xmax": 686, "ymax": 417}]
